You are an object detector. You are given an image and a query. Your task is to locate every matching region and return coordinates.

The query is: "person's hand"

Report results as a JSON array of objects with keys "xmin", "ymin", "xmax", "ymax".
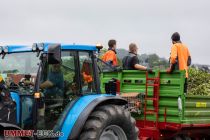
[
  {"xmin": 146, "ymin": 68, "xmax": 153, "ymax": 73},
  {"xmin": 23, "ymin": 80, "xmax": 34, "ymax": 86},
  {"xmin": 40, "ymin": 80, "xmax": 54, "ymax": 89},
  {"xmin": 166, "ymin": 68, "xmax": 172, "ymax": 73},
  {"xmin": 23, "ymin": 80, "xmax": 30, "ymax": 85}
]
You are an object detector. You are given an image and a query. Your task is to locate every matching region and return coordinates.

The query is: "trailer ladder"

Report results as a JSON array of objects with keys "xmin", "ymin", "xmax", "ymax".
[{"xmin": 140, "ymin": 72, "xmax": 160, "ymax": 140}]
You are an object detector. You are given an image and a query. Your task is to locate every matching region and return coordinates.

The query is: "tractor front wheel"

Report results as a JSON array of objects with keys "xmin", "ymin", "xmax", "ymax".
[{"xmin": 79, "ymin": 104, "xmax": 139, "ymax": 140}]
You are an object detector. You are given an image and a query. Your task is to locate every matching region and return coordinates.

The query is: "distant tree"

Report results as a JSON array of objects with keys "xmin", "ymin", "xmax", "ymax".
[
  {"xmin": 147, "ymin": 54, "xmax": 160, "ymax": 68},
  {"xmin": 3, "ymin": 69, "xmax": 19, "ymax": 73}
]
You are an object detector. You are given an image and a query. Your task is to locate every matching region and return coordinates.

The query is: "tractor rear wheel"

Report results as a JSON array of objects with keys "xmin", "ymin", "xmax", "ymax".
[{"xmin": 79, "ymin": 104, "xmax": 139, "ymax": 140}]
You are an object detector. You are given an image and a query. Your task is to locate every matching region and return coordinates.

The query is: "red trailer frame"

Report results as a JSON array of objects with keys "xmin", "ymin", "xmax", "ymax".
[{"xmin": 137, "ymin": 120, "xmax": 210, "ymax": 140}]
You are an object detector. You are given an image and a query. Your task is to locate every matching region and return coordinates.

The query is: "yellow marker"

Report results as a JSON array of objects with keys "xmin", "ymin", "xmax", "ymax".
[
  {"xmin": 0, "ymin": 75, "xmax": 3, "ymax": 82},
  {"xmin": 196, "ymin": 102, "xmax": 207, "ymax": 108},
  {"xmin": 34, "ymin": 92, "xmax": 41, "ymax": 99}
]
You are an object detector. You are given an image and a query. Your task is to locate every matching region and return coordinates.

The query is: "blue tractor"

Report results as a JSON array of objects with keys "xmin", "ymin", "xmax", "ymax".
[{"xmin": 0, "ymin": 43, "xmax": 138, "ymax": 140}]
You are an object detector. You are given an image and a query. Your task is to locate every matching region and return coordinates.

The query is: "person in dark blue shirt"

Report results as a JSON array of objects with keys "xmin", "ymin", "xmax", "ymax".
[
  {"xmin": 40, "ymin": 63, "xmax": 64, "ymax": 97},
  {"xmin": 36, "ymin": 63, "xmax": 64, "ymax": 129}
]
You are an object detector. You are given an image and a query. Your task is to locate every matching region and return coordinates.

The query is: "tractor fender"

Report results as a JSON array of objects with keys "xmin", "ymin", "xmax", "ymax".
[
  {"xmin": 58, "ymin": 94, "xmax": 127, "ymax": 140},
  {"xmin": 69, "ymin": 96, "xmax": 127, "ymax": 139},
  {"xmin": 0, "ymin": 123, "xmax": 32, "ymax": 140},
  {"xmin": 0, "ymin": 122, "xmax": 22, "ymax": 135},
  {"xmin": 0, "ymin": 122, "xmax": 22, "ymax": 130}
]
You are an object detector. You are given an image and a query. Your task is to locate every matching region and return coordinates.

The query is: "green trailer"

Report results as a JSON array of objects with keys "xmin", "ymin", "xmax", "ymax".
[{"xmin": 100, "ymin": 70, "xmax": 210, "ymax": 139}]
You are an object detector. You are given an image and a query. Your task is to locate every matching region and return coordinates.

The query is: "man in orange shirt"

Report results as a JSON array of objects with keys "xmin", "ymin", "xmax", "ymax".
[
  {"xmin": 102, "ymin": 39, "xmax": 118, "ymax": 66},
  {"xmin": 167, "ymin": 32, "xmax": 191, "ymax": 93}
]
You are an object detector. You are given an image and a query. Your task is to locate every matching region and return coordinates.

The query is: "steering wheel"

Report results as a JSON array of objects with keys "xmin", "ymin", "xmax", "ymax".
[
  {"xmin": 17, "ymin": 78, "xmax": 34, "ymax": 94},
  {"xmin": 9, "ymin": 82, "xmax": 19, "ymax": 90}
]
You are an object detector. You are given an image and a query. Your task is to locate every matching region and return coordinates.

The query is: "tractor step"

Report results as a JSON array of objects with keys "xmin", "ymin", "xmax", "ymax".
[
  {"xmin": 146, "ymin": 84, "xmax": 159, "ymax": 87},
  {"xmin": 145, "ymin": 110, "xmax": 157, "ymax": 115}
]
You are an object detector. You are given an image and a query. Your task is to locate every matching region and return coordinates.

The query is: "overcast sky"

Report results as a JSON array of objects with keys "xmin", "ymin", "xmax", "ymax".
[{"xmin": 0, "ymin": 0, "xmax": 210, "ymax": 64}]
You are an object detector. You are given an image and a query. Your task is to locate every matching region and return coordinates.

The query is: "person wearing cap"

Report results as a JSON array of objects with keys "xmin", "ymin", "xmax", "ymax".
[
  {"xmin": 102, "ymin": 39, "xmax": 118, "ymax": 66},
  {"xmin": 122, "ymin": 43, "xmax": 152, "ymax": 72},
  {"xmin": 167, "ymin": 32, "xmax": 191, "ymax": 93}
]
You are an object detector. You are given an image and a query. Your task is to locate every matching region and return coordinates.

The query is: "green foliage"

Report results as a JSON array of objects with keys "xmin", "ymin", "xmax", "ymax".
[
  {"xmin": 61, "ymin": 58, "xmax": 75, "ymax": 82},
  {"xmin": 3, "ymin": 69, "xmax": 19, "ymax": 73},
  {"xmin": 147, "ymin": 54, "xmax": 159, "ymax": 67},
  {"xmin": 188, "ymin": 68, "xmax": 210, "ymax": 96},
  {"xmin": 146, "ymin": 54, "xmax": 169, "ymax": 69},
  {"xmin": 63, "ymin": 72, "xmax": 75, "ymax": 82}
]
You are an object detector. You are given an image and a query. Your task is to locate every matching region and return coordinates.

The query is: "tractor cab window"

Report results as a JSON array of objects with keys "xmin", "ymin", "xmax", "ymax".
[
  {"xmin": 79, "ymin": 51, "xmax": 96, "ymax": 94},
  {"xmin": 38, "ymin": 51, "xmax": 79, "ymax": 130},
  {"xmin": 0, "ymin": 52, "xmax": 39, "ymax": 94}
]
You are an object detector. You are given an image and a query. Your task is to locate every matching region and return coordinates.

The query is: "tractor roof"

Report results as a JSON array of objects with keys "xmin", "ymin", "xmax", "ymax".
[{"xmin": 0, "ymin": 43, "xmax": 97, "ymax": 54}]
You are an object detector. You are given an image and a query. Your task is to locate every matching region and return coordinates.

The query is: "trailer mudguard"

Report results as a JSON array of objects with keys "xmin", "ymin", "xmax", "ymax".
[{"xmin": 58, "ymin": 94, "xmax": 127, "ymax": 140}]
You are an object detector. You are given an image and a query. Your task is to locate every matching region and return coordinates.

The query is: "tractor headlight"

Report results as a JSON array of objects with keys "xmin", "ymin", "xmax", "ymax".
[
  {"xmin": 3, "ymin": 46, "xmax": 9, "ymax": 53},
  {"xmin": 0, "ymin": 46, "xmax": 3, "ymax": 54},
  {"xmin": 96, "ymin": 43, "xmax": 103, "ymax": 50},
  {"xmin": 96, "ymin": 43, "xmax": 103, "ymax": 53},
  {"xmin": 37, "ymin": 43, "xmax": 44, "ymax": 51},
  {"xmin": 32, "ymin": 43, "xmax": 44, "ymax": 51},
  {"xmin": 32, "ymin": 43, "xmax": 37, "ymax": 51}
]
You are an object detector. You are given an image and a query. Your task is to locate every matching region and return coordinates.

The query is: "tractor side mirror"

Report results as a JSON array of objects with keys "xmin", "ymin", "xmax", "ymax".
[{"xmin": 48, "ymin": 44, "xmax": 61, "ymax": 64}]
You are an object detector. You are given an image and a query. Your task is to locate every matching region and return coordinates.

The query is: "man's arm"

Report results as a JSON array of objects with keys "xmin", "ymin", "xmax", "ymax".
[
  {"xmin": 167, "ymin": 45, "xmax": 177, "ymax": 73},
  {"xmin": 134, "ymin": 64, "xmax": 147, "ymax": 70},
  {"xmin": 132, "ymin": 56, "xmax": 148, "ymax": 70},
  {"xmin": 170, "ymin": 45, "xmax": 177, "ymax": 64},
  {"xmin": 187, "ymin": 56, "xmax": 191, "ymax": 66},
  {"xmin": 187, "ymin": 48, "xmax": 191, "ymax": 66},
  {"xmin": 40, "ymin": 80, "xmax": 54, "ymax": 89}
]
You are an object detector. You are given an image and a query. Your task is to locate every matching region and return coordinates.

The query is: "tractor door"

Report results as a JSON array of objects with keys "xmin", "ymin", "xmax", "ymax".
[{"xmin": 36, "ymin": 50, "xmax": 97, "ymax": 132}]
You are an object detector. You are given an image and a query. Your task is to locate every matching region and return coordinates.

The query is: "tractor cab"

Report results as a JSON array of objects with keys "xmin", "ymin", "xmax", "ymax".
[
  {"xmin": 0, "ymin": 45, "xmax": 39, "ymax": 93},
  {"xmin": 34, "ymin": 44, "xmax": 100, "ymax": 131}
]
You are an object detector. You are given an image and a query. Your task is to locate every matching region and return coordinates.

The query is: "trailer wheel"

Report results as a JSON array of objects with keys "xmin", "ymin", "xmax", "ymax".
[{"xmin": 79, "ymin": 104, "xmax": 139, "ymax": 140}]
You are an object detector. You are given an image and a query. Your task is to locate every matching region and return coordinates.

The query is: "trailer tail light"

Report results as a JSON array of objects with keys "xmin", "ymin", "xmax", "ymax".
[{"xmin": 116, "ymin": 79, "xmax": 120, "ymax": 95}]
